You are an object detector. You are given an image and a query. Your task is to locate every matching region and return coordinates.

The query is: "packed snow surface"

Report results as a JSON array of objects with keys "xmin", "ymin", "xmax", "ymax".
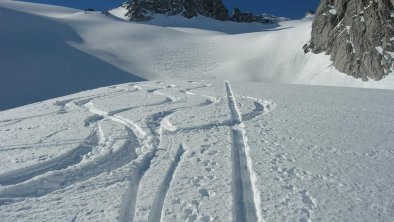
[
  {"xmin": 2, "ymin": 0, "xmax": 394, "ymax": 110},
  {"xmin": 1, "ymin": 80, "xmax": 394, "ymax": 221}
]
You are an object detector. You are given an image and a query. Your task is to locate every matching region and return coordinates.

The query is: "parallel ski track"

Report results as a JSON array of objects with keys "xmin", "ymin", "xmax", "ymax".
[{"xmin": 225, "ymin": 81, "xmax": 262, "ymax": 222}]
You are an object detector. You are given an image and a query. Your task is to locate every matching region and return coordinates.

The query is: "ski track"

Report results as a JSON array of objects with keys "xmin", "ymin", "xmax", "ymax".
[
  {"xmin": 75, "ymin": 84, "xmax": 182, "ymax": 221},
  {"xmin": 0, "ymin": 127, "xmax": 139, "ymax": 200},
  {"xmin": 0, "ymin": 81, "xmax": 275, "ymax": 220},
  {"xmin": 0, "ymin": 136, "xmax": 136, "ymax": 199},
  {"xmin": 84, "ymin": 102, "xmax": 147, "ymax": 139},
  {"xmin": 119, "ymin": 146, "xmax": 157, "ymax": 222},
  {"xmin": 0, "ymin": 127, "xmax": 100, "ymax": 186},
  {"xmin": 225, "ymin": 81, "xmax": 263, "ymax": 222},
  {"xmin": 119, "ymin": 108, "xmax": 175, "ymax": 222},
  {"xmin": 0, "ymin": 93, "xmax": 144, "ymax": 202},
  {"xmin": 80, "ymin": 96, "xmax": 162, "ymax": 222},
  {"xmin": 118, "ymin": 85, "xmax": 213, "ymax": 221},
  {"xmin": 148, "ymin": 144, "xmax": 185, "ymax": 222}
]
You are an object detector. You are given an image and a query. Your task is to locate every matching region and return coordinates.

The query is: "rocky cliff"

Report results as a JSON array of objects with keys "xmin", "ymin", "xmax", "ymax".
[
  {"xmin": 306, "ymin": 0, "xmax": 394, "ymax": 81},
  {"xmin": 124, "ymin": 0, "xmax": 228, "ymax": 21},
  {"xmin": 123, "ymin": 0, "xmax": 284, "ymax": 24}
]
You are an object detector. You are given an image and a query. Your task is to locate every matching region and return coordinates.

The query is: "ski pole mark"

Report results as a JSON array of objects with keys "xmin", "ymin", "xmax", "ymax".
[
  {"xmin": 148, "ymin": 144, "xmax": 185, "ymax": 222},
  {"xmin": 225, "ymin": 81, "xmax": 262, "ymax": 222}
]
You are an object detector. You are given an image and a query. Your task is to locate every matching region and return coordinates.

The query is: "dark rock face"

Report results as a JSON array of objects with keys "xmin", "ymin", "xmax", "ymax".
[
  {"xmin": 123, "ymin": 0, "xmax": 285, "ymax": 24},
  {"xmin": 124, "ymin": 0, "xmax": 228, "ymax": 21},
  {"xmin": 305, "ymin": 10, "xmax": 316, "ymax": 16},
  {"xmin": 180, "ymin": 0, "xmax": 229, "ymax": 20},
  {"xmin": 307, "ymin": 0, "xmax": 394, "ymax": 81},
  {"xmin": 231, "ymin": 7, "xmax": 284, "ymax": 24}
]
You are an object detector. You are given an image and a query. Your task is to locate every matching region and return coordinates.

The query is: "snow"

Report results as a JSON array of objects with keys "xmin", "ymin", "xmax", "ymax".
[
  {"xmin": 376, "ymin": 46, "xmax": 384, "ymax": 55},
  {"xmin": 2, "ymin": 0, "xmax": 394, "ymax": 111},
  {"xmin": 1, "ymin": 1, "xmax": 394, "ymax": 220},
  {"xmin": 109, "ymin": 5, "xmax": 128, "ymax": 20},
  {"xmin": 1, "ymin": 80, "xmax": 394, "ymax": 221},
  {"xmin": 328, "ymin": 5, "xmax": 337, "ymax": 15},
  {"xmin": 329, "ymin": 9, "xmax": 337, "ymax": 15},
  {"xmin": 0, "ymin": 1, "xmax": 144, "ymax": 111}
]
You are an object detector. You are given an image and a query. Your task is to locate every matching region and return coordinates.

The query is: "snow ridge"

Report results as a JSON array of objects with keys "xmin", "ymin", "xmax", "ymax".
[{"xmin": 225, "ymin": 81, "xmax": 263, "ymax": 222}]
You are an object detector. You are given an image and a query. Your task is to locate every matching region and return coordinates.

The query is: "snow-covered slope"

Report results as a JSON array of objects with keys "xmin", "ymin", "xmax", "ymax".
[
  {"xmin": 1, "ymin": 80, "xmax": 394, "ymax": 221},
  {"xmin": 0, "ymin": 1, "xmax": 144, "ymax": 111},
  {"xmin": 1, "ymin": 2, "xmax": 394, "ymax": 220},
  {"xmin": 1, "ymin": 0, "xmax": 394, "ymax": 110}
]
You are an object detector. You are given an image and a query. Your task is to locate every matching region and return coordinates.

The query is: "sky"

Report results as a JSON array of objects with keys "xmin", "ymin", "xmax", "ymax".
[{"xmin": 19, "ymin": 0, "xmax": 320, "ymax": 19}]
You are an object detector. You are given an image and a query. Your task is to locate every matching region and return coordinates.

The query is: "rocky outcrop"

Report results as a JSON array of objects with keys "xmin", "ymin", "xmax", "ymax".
[
  {"xmin": 123, "ymin": 0, "xmax": 285, "ymax": 24},
  {"xmin": 231, "ymin": 7, "xmax": 285, "ymax": 24},
  {"xmin": 306, "ymin": 0, "xmax": 394, "ymax": 81},
  {"xmin": 124, "ymin": 0, "xmax": 228, "ymax": 21}
]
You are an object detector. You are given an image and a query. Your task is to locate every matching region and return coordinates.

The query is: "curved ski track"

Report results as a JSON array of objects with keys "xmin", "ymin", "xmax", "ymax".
[{"xmin": 0, "ymin": 81, "xmax": 275, "ymax": 221}]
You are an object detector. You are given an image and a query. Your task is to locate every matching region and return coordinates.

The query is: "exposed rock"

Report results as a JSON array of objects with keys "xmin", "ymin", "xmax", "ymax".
[
  {"xmin": 307, "ymin": 0, "xmax": 394, "ymax": 81},
  {"xmin": 231, "ymin": 7, "xmax": 285, "ymax": 24},
  {"xmin": 84, "ymin": 8, "xmax": 96, "ymax": 12},
  {"xmin": 305, "ymin": 10, "xmax": 316, "ymax": 16},
  {"xmin": 124, "ymin": 0, "xmax": 228, "ymax": 21},
  {"xmin": 123, "ymin": 0, "xmax": 285, "ymax": 24}
]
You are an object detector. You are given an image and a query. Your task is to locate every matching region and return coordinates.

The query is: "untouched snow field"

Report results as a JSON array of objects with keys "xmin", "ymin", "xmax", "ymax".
[
  {"xmin": 1, "ymin": 80, "xmax": 394, "ymax": 221},
  {"xmin": 1, "ymin": 0, "xmax": 394, "ymax": 110}
]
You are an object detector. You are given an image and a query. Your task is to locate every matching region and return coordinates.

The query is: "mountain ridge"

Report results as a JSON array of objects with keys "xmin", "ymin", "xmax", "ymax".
[{"xmin": 121, "ymin": 0, "xmax": 286, "ymax": 24}]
